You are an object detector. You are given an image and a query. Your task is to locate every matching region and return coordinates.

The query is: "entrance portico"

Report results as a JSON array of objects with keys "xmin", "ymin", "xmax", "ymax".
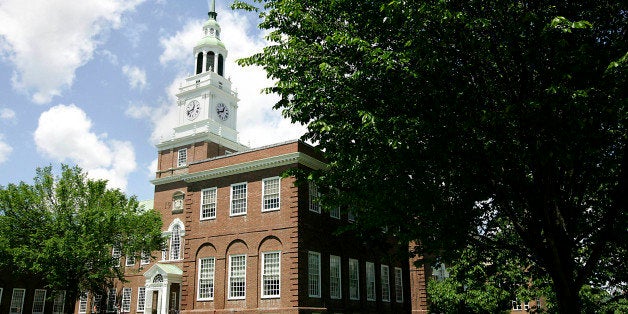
[{"xmin": 143, "ymin": 263, "xmax": 183, "ymax": 314}]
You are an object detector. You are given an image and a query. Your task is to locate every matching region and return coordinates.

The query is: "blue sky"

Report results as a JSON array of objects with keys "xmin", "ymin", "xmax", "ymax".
[{"xmin": 0, "ymin": 0, "xmax": 306, "ymax": 200}]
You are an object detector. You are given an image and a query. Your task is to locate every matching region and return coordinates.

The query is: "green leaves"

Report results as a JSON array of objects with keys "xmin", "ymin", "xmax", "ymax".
[{"xmin": 0, "ymin": 165, "xmax": 164, "ymax": 303}]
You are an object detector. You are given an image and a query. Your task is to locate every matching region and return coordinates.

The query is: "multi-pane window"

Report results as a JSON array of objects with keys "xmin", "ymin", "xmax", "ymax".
[
  {"xmin": 198, "ymin": 257, "xmax": 216, "ymax": 300},
  {"xmin": 92, "ymin": 294, "xmax": 103, "ymax": 313},
  {"xmin": 170, "ymin": 224, "xmax": 182, "ymax": 260},
  {"xmin": 330, "ymin": 255, "xmax": 342, "ymax": 299},
  {"xmin": 121, "ymin": 288, "xmax": 132, "ymax": 312},
  {"xmin": 262, "ymin": 251, "xmax": 281, "ymax": 298},
  {"xmin": 10, "ymin": 288, "xmax": 25, "ymax": 314},
  {"xmin": 308, "ymin": 182, "xmax": 320, "ymax": 213},
  {"xmin": 107, "ymin": 288, "xmax": 116, "ymax": 312},
  {"xmin": 200, "ymin": 187, "xmax": 217, "ymax": 219},
  {"xmin": 330, "ymin": 206, "xmax": 340, "ymax": 219},
  {"xmin": 141, "ymin": 252, "xmax": 150, "ymax": 265},
  {"xmin": 381, "ymin": 265, "xmax": 391, "ymax": 302},
  {"xmin": 78, "ymin": 292, "xmax": 88, "ymax": 314},
  {"xmin": 52, "ymin": 291, "xmax": 65, "ymax": 314},
  {"xmin": 126, "ymin": 254, "xmax": 135, "ymax": 267},
  {"xmin": 512, "ymin": 300, "xmax": 522, "ymax": 310},
  {"xmin": 349, "ymin": 258, "xmax": 360, "ymax": 300},
  {"xmin": 308, "ymin": 251, "xmax": 321, "ymax": 297},
  {"xmin": 394, "ymin": 267, "xmax": 404, "ymax": 303},
  {"xmin": 348, "ymin": 209, "xmax": 356, "ymax": 222},
  {"xmin": 112, "ymin": 247, "xmax": 121, "ymax": 266},
  {"xmin": 9, "ymin": 290, "xmax": 25, "ymax": 314},
  {"xmin": 137, "ymin": 287, "xmax": 146, "ymax": 312},
  {"xmin": 366, "ymin": 262, "xmax": 376, "ymax": 301},
  {"xmin": 262, "ymin": 177, "xmax": 280, "ymax": 211},
  {"xmin": 228, "ymin": 254, "xmax": 246, "ymax": 299},
  {"xmin": 32, "ymin": 289, "xmax": 46, "ymax": 314},
  {"xmin": 230, "ymin": 182, "xmax": 247, "ymax": 216},
  {"xmin": 177, "ymin": 148, "xmax": 187, "ymax": 167}
]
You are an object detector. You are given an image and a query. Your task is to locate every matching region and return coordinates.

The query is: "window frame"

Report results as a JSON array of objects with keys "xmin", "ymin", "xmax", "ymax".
[
  {"xmin": 308, "ymin": 251, "xmax": 322, "ymax": 298},
  {"xmin": 137, "ymin": 287, "xmax": 146, "ymax": 312},
  {"xmin": 78, "ymin": 292, "xmax": 88, "ymax": 314},
  {"xmin": 106, "ymin": 288, "xmax": 116, "ymax": 312},
  {"xmin": 112, "ymin": 247, "xmax": 121, "ymax": 267},
  {"xmin": 198, "ymin": 257, "xmax": 216, "ymax": 301},
  {"xmin": 125, "ymin": 254, "xmax": 135, "ymax": 267},
  {"xmin": 228, "ymin": 254, "xmax": 247, "ymax": 300},
  {"xmin": 121, "ymin": 287, "xmax": 132, "ymax": 313},
  {"xmin": 169, "ymin": 224, "xmax": 182, "ymax": 260},
  {"xmin": 200, "ymin": 187, "xmax": 218, "ymax": 220},
  {"xmin": 308, "ymin": 181, "xmax": 321, "ymax": 213},
  {"xmin": 230, "ymin": 182, "xmax": 248, "ymax": 216},
  {"xmin": 52, "ymin": 290, "xmax": 65, "ymax": 314},
  {"xmin": 261, "ymin": 177, "xmax": 281, "ymax": 212},
  {"xmin": 141, "ymin": 251, "xmax": 150, "ymax": 265},
  {"xmin": 177, "ymin": 148, "xmax": 187, "ymax": 167},
  {"xmin": 366, "ymin": 262, "xmax": 376, "ymax": 301},
  {"xmin": 349, "ymin": 258, "xmax": 360, "ymax": 300},
  {"xmin": 261, "ymin": 251, "xmax": 281, "ymax": 298},
  {"xmin": 9, "ymin": 288, "xmax": 26, "ymax": 314},
  {"xmin": 394, "ymin": 267, "xmax": 404, "ymax": 303},
  {"xmin": 32, "ymin": 289, "xmax": 46, "ymax": 314},
  {"xmin": 329, "ymin": 255, "xmax": 342, "ymax": 299},
  {"xmin": 381, "ymin": 265, "xmax": 391, "ymax": 302}
]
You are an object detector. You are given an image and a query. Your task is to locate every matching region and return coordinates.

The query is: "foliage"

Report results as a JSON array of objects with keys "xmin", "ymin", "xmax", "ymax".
[
  {"xmin": 234, "ymin": 0, "xmax": 627, "ymax": 312},
  {"xmin": 0, "ymin": 165, "xmax": 164, "ymax": 306}
]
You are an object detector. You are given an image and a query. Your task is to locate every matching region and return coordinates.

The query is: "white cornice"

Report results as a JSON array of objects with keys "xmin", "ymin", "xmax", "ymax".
[
  {"xmin": 151, "ymin": 152, "xmax": 327, "ymax": 186},
  {"xmin": 156, "ymin": 130, "xmax": 247, "ymax": 152}
]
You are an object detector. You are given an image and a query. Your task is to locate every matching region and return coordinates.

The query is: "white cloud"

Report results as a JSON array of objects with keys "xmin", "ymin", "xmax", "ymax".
[
  {"xmin": 125, "ymin": 104, "xmax": 153, "ymax": 119},
  {"xmin": 153, "ymin": 9, "xmax": 305, "ymax": 148},
  {"xmin": 0, "ymin": 0, "xmax": 145, "ymax": 104},
  {"xmin": 122, "ymin": 65, "xmax": 147, "ymax": 90},
  {"xmin": 148, "ymin": 158, "xmax": 158, "ymax": 178},
  {"xmin": 34, "ymin": 104, "xmax": 137, "ymax": 190},
  {"xmin": 0, "ymin": 134, "xmax": 12, "ymax": 164},
  {"xmin": 1, "ymin": 108, "xmax": 16, "ymax": 122}
]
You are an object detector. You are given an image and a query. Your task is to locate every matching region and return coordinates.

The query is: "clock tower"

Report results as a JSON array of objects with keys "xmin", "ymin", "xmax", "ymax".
[{"xmin": 156, "ymin": 0, "xmax": 247, "ymax": 174}]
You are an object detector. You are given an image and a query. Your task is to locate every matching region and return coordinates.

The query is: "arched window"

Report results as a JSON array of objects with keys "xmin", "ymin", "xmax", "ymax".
[
  {"xmin": 206, "ymin": 51, "xmax": 215, "ymax": 72},
  {"xmin": 217, "ymin": 54, "xmax": 224, "ymax": 76},
  {"xmin": 196, "ymin": 52, "xmax": 203, "ymax": 74},
  {"xmin": 170, "ymin": 224, "xmax": 181, "ymax": 260},
  {"xmin": 153, "ymin": 274, "xmax": 163, "ymax": 283}
]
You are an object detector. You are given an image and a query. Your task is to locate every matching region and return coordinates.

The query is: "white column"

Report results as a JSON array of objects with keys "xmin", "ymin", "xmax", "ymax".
[{"xmin": 202, "ymin": 50, "xmax": 207, "ymax": 74}]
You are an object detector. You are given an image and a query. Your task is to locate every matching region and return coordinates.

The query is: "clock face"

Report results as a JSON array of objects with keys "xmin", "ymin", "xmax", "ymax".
[
  {"xmin": 216, "ymin": 103, "xmax": 229, "ymax": 121},
  {"xmin": 185, "ymin": 100, "xmax": 200, "ymax": 120}
]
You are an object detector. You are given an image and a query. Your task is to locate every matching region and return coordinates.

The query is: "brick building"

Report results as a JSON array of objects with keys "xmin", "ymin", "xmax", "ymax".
[{"xmin": 0, "ymin": 3, "xmax": 429, "ymax": 314}]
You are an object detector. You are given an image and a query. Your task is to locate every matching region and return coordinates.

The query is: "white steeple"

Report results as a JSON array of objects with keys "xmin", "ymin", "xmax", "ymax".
[{"xmin": 157, "ymin": 1, "xmax": 245, "ymax": 153}]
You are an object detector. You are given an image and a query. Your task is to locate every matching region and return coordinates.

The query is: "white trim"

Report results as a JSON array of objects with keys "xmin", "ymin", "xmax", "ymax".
[
  {"xmin": 228, "ymin": 254, "xmax": 247, "ymax": 300},
  {"xmin": 32, "ymin": 289, "xmax": 46, "ymax": 314},
  {"xmin": 349, "ymin": 258, "xmax": 360, "ymax": 300},
  {"xmin": 330, "ymin": 255, "xmax": 342, "ymax": 299},
  {"xmin": 230, "ymin": 182, "xmax": 247, "ymax": 216},
  {"xmin": 10, "ymin": 288, "xmax": 26, "ymax": 314},
  {"xmin": 177, "ymin": 148, "xmax": 187, "ymax": 167},
  {"xmin": 197, "ymin": 257, "xmax": 216, "ymax": 301},
  {"xmin": 366, "ymin": 262, "xmax": 376, "ymax": 301},
  {"xmin": 152, "ymin": 152, "xmax": 326, "ymax": 185},
  {"xmin": 137, "ymin": 287, "xmax": 146, "ymax": 312},
  {"xmin": 200, "ymin": 187, "xmax": 218, "ymax": 220},
  {"xmin": 52, "ymin": 290, "xmax": 65, "ymax": 314},
  {"xmin": 121, "ymin": 287, "xmax": 132, "ymax": 313},
  {"xmin": 394, "ymin": 267, "xmax": 404, "ymax": 303},
  {"xmin": 381, "ymin": 265, "xmax": 390, "ymax": 302},
  {"xmin": 308, "ymin": 251, "xmax": 321, "ymax": 298},
  {"xmin": 261, "ymin": 251, "xmax": 281, "ymax": 298},
  {"xmin": 261, "ymin": 177, "xmax": 281, "ymax": 212},
  {"xmin": 78, "ymin": 292, "xmax": 88, "ymax": 314}
]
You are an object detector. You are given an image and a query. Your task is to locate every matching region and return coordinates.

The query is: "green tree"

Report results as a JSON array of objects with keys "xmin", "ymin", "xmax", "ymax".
[
  {"xmin": 0, "ymin": 165, "xmax": 164, "ymax": 312},
  {"xmin": 234, "ymin": 0, "xmax": 627, "ymax": 312}
]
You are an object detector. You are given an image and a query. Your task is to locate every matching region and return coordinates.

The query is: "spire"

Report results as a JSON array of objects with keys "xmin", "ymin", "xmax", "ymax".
[{"xmin": 208, "ymin": 0, "xmax": 217, "ymax": 20}]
